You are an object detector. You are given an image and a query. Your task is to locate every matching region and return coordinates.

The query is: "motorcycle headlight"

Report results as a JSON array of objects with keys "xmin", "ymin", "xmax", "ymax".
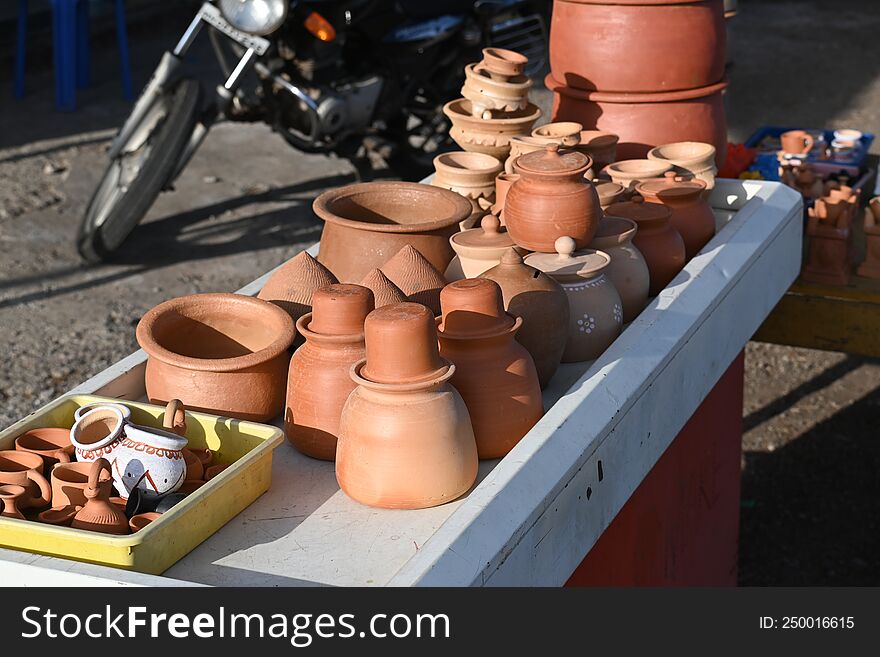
[{"xmin": 218, "ymin": 0, "xmax": 288, "ymax": 36}]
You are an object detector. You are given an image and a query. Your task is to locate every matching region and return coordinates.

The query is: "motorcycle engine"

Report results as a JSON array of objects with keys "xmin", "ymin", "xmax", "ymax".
[{"xmin": 314, "ymin": 76, "xmax": 384, "ymax": 137}]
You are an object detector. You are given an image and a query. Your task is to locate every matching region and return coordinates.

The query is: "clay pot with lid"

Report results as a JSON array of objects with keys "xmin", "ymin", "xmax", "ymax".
[
  {"xmin": 444, "ymin": 98, "xmax": 543, "ymax": 161},
  {"xmin": 286, "ymin": 284, "xmax": 374, "ymax": 461},
  {"xmin": 336, "ymin": 303, "xmax": 478, "ymax": 509},
  {"xmin": 446, "ymin": 215, "xmax": 515, "ymax": 280},
  {"xmin": 603, "ymin": 159, "xmax": 672, "ymax": 190},
  {"xmin": 589, "ymin": 216, "xmax": 650, "ymax": 322},
  {"xmin": 506, "ymin": 144, "xmax": 601, "ymax": 252},
  {"xmin": 636, "ymin": 172, "xmax": 715, "ymax": 259},
  {"xmin": 71, "ymin": 458, "xmax": 130, "ymax": 535},
  {"xmin": 647, "ymin": 141, "xmax": 717, "ymax": 191},
  {"xmin": 607, "ymin": 196, "xmax": 686, "ymax": 296},
  {"xmin": 480, "ymin": 248, "xmax": 570, "ymax": 388},
  {"xmin": 313, "ymin": 182, "xmax": 472, "ymax": 283},
  {"xmin": 257, "ymin": 251, "xmax": 338, "ymax": 331},
  {"xmin": 525, "ymin": 238, "xmax": 623, "ymax": 362},
  {"xmin": 437, "ymin": 279, "xmax": 543, "ymax": 459},
  {"xmin": 380, "ymin": 245, "xmax": 447, "ymax": 316},
  {"xmin": 14, "ymin": 427, "xmax": 73, "ymax": 469},
  {"xmin": 0, "ymin": 450, "xmax": 51, "ymax": 509},
  {"xmin": 359, "ymin": 269, "xmax": 407, "ymax": 307}
]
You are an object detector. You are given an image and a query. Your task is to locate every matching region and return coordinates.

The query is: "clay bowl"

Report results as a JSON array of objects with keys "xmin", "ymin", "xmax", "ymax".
[
  {"xmin": 136, "ymin": 293, "xmax": 296, "ymax": 422},
  {"xmin": 129, "ymin": 511, "xmax": 162, "ymax": 533},
  {"xmin": 313, "ymin": 182, "xmax": 472, "ymax": 283},
  {"xmin": 603, "ymin": 159, "xmax": 672, "ymax": 190},
  {"xmin": 462, "ymin": 64, "xmax": 532, "ymax": 115},
  {"xmin": 531, "ymin": 121, "xmax": 583, "ymax": 147},
  {"xmin": 432, "ymin": 151, "xmax": 503, "ymax": 199},
  {"xmin": 443, "ymin": 98, "xmax": 543, "ymax": 160},
  {"xmin": 482, "ymin": 47, "xmax": 528, "ymax": 79}
]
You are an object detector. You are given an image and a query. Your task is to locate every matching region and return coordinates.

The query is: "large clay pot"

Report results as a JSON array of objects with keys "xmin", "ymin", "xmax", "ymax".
[
  {"xmin": 14, "ymin": 428, "xmax": 73, "ymax": 469},
  {"xmin": 286, "ymin": 284, "xmax": 374, "ymax": 461},
  {"xmin": 446, "ymin": 215, "xmax": 515, "ymax": 280},
  {"xmin": 480, "ymin": 249, "xmax": 570, "ymax": 388},
  {"xmin": 313, "ymin": 182, "xmax": 471, "ymax": 282},
  {"xmin": 549, "ymin": 0, "xmax": 726, "ymax": 93},
  {"xmin": 336, "ymin": 303, "xmax": 478, "ymax": 509},
  {"xmin": 137, "ymin": 293, "xmax": 296, "ymax": 422},
  {"xmin": 257, "ymin": 251, "xmax": 338, "ymax": 330},
  {"xmin": 588, "ymin": 216, "xmax": 650, "ymax": 322},
  {"xmin": 380, "ymin": 245, "xmax": 447, "ymax": 316},
  {"xmin": 636, "ymin": 172, "xmax": 715, "ymax": 259},
  {"xmin": 71, "ymin": 459, "xmax": 130, "ymax": 535},
  {"xmin": 647, "ymin": 141, "xmax": 717, "ymax": 191},
  {"xmin": 506, "ymin": 144, "xmax": 601, "ymax": 252},
  {"xmin": 603, "ymin": 159, "xmax": 671, "ymax": 190},
  {"xmin": 0, "ymin": 450, "xmax": 50, "ymax": 509},
  {"xmin": 444, "ymin": 98, "xmax": 542, "ymax": 160},
  {"xmin": 607, "ymin": 196, "xmax": 686, "ymax": 295},
  {"xmin": 359, "ymin": 269, "xmax": 407, "ymax": 308}
]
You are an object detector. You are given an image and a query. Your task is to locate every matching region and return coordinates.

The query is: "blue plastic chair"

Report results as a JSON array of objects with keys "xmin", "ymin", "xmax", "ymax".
[{"xmin": 13, "ymin": 0, "xmax": 134, "ymax": 112}]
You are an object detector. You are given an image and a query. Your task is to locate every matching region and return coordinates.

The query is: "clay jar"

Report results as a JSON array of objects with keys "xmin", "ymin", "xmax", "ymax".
[
  {"xmin": 69, "ymin": 405, "xmax": 125, "ymax": 462},
  {"xmin": 113, "ymin": 423, "xmax": 188, "ymax": 499},
  {"xmin": 444, "ymin": 98, "xmax": 543, "ymax": 160},
  {"xmin": 432, "ymin": 151, "xmax": 503, "ymax": 217},
  {"xmin": 286, "ymin": 284, "xmax": 374, "ymax": 461},
  {"xmin": 603, "ymin": 159, "xmax": 672, "ymax": 190},
  {"xmin": 0, "ymin": 450, "xmax": 51, "ymax": 509},
  {"xmin": 647, "ymin": 141, "xmax": 717, "ymax": 192},
  {"xmin": 607, "ymin": 196, "xmax": 686, "ymax": 296},
  {"xmin": 446, "ymin": 215, "xmax": 515, "ymax": 280},
  {"xmin": 336, "ymin": 303, "xmax": 478, "ymax": 509},
  {"xmin": 359, "ymin": 269, "xmax": 407, "ymax": 307},
  {"xmin": 257, "ymin": 251, "xmax": 338, "ymax": 330},
  {"xmin": 506, "ymin": 144, "xmax": 601, "ymax": 252},
  {"xmin": 71, "ymin": 458, "xmax": 130, "ymax": 535},
  {"xmin": 636, "ymin": 172, "xmax": 715, "ymax": 259},
  {"xmin": 380, "ymin": 245, "xmax": 447, "ymax": 316},
  {"xmin": 14, "ymin": 428, "xmax": 74, "ymax": 469},
  {"xmin": 137, "ymin": 293, "xmax": 296, "ymax": 422},
  {"xmin": 436, "ymin": 279, "xmax": 543, "ymax": 459},
  {"xmin": 589, "ymin": 216, "xmax": 650, "ymax": 323},
  {"xmin": 480, "ymin": 249, "xmax": 570, "ymax": 389}
]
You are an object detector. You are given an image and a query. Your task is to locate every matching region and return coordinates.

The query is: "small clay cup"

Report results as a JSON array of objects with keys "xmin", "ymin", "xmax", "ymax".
[
  {"xmin": 51, "ymin": 460, "xmax": 113, "ymax": 508},
  {"xmin": 0, "ymin": 450, "xmax": 51, "ymax": 509},
  {"xmin": 129, "ymin": 512, "xmax": 162, "ymax": 533},
  {"xmin": 14, "ymin": 428, "xmax": 74, "ymax": 469},
  {"xmin": 482, "ymin": 47, "xmax": 528, "ymax": 79},
  {"xmin": 0, "ymin": 484, "xmax": 28, "ymax": 519}
]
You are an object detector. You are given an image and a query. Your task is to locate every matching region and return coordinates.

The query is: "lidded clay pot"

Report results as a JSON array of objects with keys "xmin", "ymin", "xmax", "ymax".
[
  {"xmin": 589, "ymin": 216, "xmax": 650, "ymax": 323},
  {"xmin": 480, "ymin": 249, "xmax": 569, "ymax": 389},
  {"xmin": 14, "ymin": 427, "xmax": 74, "ymax": 469},
  {"xmin": 286, "ymin": 284, "xmax": 374, "ymax": 461},
  {"xmin": 432, "ymin": 151, "xmax": 502, "ymax": 217},
  {"xmin": 380, "ymin": 245, "xmax": 447, "ymax": 316},
  {"xmin": 647, "ymin": 141, "xmax": 717, "ymax": 192},
  {"xmin": 257, "ymin": 251, "xmax": 338, "ymax": 331},
  {"xmin": 506, "ymin": 144, "xmax": 601, "ymax": 252},
  {"xmin": 607, "ymin": 196, "xmax": 686, "ymax": 296},
  {"xmin": 603, "ymin": 159, "xmax": 672, "ymax": 190},
  {"xmin": 336, "ymin": 303, "xmax": 478, "ymax": 509},
  {"xmin": 525, "ymin": 238, "xmax": 623, "ymax": 363},
  {"xmin": 446, "ymin": 215, "xmax": 515, "ymax": 281},
  {"xmin": 0, "ymin": 450, "xmax": 51, "ymax": 509},
  {"xmin": 359, "ymin": 268, "xmax": 407, "ymax": 308},
  {"xmin": 636, "ymin": 172, "xmax": 715, "ymax": 260},
  {"xmin": 594, "ymin": 180, "xmax": 626, "ymax": 210},
  {"xmin": 436, "ymin": 279, "xmax": 543, "ymax": 459},
  {"xmin": 71, "ymin": 458, "xmax": 130, "ymax": 535}
]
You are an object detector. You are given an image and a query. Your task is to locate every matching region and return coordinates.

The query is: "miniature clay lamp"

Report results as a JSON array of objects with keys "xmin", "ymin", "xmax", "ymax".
[
  {"xmin": 589, "ymin": 216, "xmax": 650, "ymax": 323},
  {"xmin": 525, "ymin": 237, "xmax": 623, "ymax": 363},
  {"xmin": 436, "ymin": 279, "xmax": 543, "ymax": 459},
  {"xmin": 336, "ymin": 303, "xmax": 478, "ymax": 509},
  {"xmin": 71, "ymin": 458, "xmax": 130, "ymax": 535},
  {"xmin": 857, "ymin": 197, "xmax": 880, "ymax": 279},
  {"xmin": 636, "ymin": 172, "xmax": 715, "ymax": 260},
  {"xmin": 14, "ymin": 427, "xmax": 74, "ymax": 469},
  {"xmin": 380, "ymin": 245, "xmax": 447, "ymax": 316},
  {"xmin": 359, "ymin": 268, "xmax": 407, "ymax": 308},
  {"xmin": 446, "ymin": 214, "xmax": 515, "ymax": 280},
  {"xmin": 0, "ymin": 484, "xmax": 28, "ymax": 520},
  {"xmin": 603, "ymin": 159, "xmax": 672, "ymax": 190},
  {"xmin": 0, "ymin": 450, "xmax": 51, "ymax": 509}
]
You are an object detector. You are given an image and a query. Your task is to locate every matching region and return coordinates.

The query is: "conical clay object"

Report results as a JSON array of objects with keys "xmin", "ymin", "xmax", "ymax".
[
  {"xmin": 258, "ymin": 251, "xmax": 338, "ymax": 331},
  {"xmin": 359, "ymin": 269, "xmax": 407, "ymax": 308},
  {"xmin": 380, "ymin": 245, "xmax": 447, "ymax": 316}
]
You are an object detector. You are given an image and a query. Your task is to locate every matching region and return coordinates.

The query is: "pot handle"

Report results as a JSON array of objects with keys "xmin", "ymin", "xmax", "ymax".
[
  {"xmin": 163, "ymin": 399, "xmax": 187, "ymax": 437},
  {"xmin": 88, "ymin": 458, "xmax": 112, "ymax": 493},
  {"xmin": 26, "ymin": 469, "xmax": 52, "ymax": 508},
  {"xmin": 53, "ymin": 448, "xmax": 72, "ymax": 465}
]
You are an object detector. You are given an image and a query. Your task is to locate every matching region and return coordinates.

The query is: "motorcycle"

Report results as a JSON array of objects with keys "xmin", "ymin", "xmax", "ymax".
[{"xmin": 77, "ymin": 0, "xmax": 548, "ymax": 263}]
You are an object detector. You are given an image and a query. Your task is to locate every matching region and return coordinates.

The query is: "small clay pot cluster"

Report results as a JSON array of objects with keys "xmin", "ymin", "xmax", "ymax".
[{"xmin": 801, "ymin": 183, "xmax": 861, "ymax": 286}]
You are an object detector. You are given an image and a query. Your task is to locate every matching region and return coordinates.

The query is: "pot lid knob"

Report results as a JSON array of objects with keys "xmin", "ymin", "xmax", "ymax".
[
  {"xmin": 543, "ymin": 143, "xmax": 561, "ymax": 160},
  {"xmin": 555, "ymin": 236, "xmax": 577, "ymax": 260},
  {"xmin": 481, "ymin": 213, "xmax": 501, "ymax": 236}
]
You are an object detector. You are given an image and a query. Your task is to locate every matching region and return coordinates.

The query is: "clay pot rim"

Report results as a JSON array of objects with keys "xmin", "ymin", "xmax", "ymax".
[
  {"xmin": 544, "ymin": 74, "xmax": 729, "ymax": 103},
  {"xmin": 74, "ymin": 401, "xmax": 132, "ymax": 422},
  {"xmin": 0, "ymin": 483, "xmax": 28, "ymax": 496},
  {"xmin": 433, "ymin": 151, "xmax": 504, "ymax": 176},
  {"xmin": 443, "ymin": 99, "xmax": 543, "ymax": 130},
  {"xmin": 636, "ymin": 175, "xmax": 707, "ymax": 200},
  {"xmin": 590, "ymin": 216, "xmax": 638, "ymax": 247},
  {"xmin": 647, "ymin": 142, "xmax": 717, "ymax": 168},
  {"xmin": 136, "ymin": 293, "xmax": 296, "ymax": 373},
  {"xmin": 436, "ymin": 314, "xmax": 522, "ymax": 341},
  {"xmin": 51, "ymin": 459, "xmax": 113, "ymax": 482},
  {"xmin": 531, "ymin": 121, "xmax": 584, "ymax": 143},
  {"xmin": 514, "ymin": 145, "xmax": 591, "ymax": 177},
  {"xmin": 124, "ymin": 423, "xmax": 188, "ymax": 452},
  {"xmin": 296, "ymin": 312, "xmax": 365, "ymax": 344},
  {"xmin": 350, "ymin": 359, "xmax": 455, "ymax": 392},
  {"xmin": 482, "ymin": 46, "xmax": 528, "ymax": 67},
  {"xmin": 605, "ymin": 159, "xmax": 672, "ymax": 177},
  {"xmin": 15, "ymin": 427, "xmax": 73, "ymax": 451},
  {"xmin": 0, "ymin": 449, "xmax": 46, "ymax": 472},
  {"xmin": 314, "ymin": 182, "xmax": 472, "ymax": 234},
  {"xmin": 464, "ymin": 63, "xmax": 531, "ymax": 90}
]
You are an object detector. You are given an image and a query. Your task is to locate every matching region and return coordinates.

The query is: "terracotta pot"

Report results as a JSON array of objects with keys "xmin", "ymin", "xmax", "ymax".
[
  {"xmin": 492, "ymin": 173, "xmax": 520, "ymax": 221},
  {"xmin": 129, "ymin": 511, "xmax": 162, "ymax": 533},
  {"xmin": 589, "ymin": 216, "xmax": 650, "ymax": 322},
  {"xmin": 432, "ymin": 151, "xmax": 502, "ymax": 214},
  {"xmin": 525, "ymin": 238, "xmax": 623, "ymax": 362},
  {"xmin": 594, "ymin": 180, "xmax": 626, "ymax": 209},
  {"xmin": 549, "ymin": 0, "xmax": 726, "ymax": 93},
  {"xmin": 461, "ymin": 63, "xmax": 532, "ymax": 116},
  {"xmin": 182, "ymin": 448, "xmax": 204, "ymax": 481},
  {"xmin": 336, "ymin": 303, "xmax": 478, "ymax": 509},
  {"xmin": 69, "ymin": 405, "xmax": 126, "ymax": 463},
  {"xmin": 359, "ymin": 269, "xmax": 407, "ymax": 308},
  {"xmin": 314, "ymin": 182, "xmax": 471, "ymax": 282},
  {"xmin": 257, "ymin": 251, "xmax": 338, "ymax": 332},
  {"xmin": 780, "ymin": 130, "xmax": 814, "ymax": 156},
  {"xmin": 802, "ymin": 207, "xmax": 851, "ymax": 286},
  {"xmin": 51, "ymin": 460, "xmax": 112, "ymax": 508},
  {"xmin": 113, "ymin": 423, "xmax": 188, "ymax": 499},
  {"xmin": 0, "ymin": 450, "xmax": 51, "ymax": 509},
  {"xmin": 286, "ymin": 284, "xmax": 373, "ymax": 461},
  {"xmin": 577, "ymin": 130, "xmax": 619, "ymax": 175},
  {"xmin": 506, "ymin": 144, "xmax": 601, "ymax": 252},
  {"xmin": 444, "ymin": 98, "xmax": 543, "ymax": 160},
  {"xmin": 531, "ymin": 121, "xmax": 583, "ymax": 146},
  {"xmin": 647, "ymin": 141, "xmax": 717, "ymax": 191},
  {"xmin": 137, "ymin": 293, "xmax": 296, "ymax": 422},
  {"xmin": 71, "ymin": 458, "xmax": 130, "ymax": 535},
  {"xmin": 189, "ymin": 448, "xmax": 213, "ymax": 470},
  {"xmin": 479, "ymin": 248, "xmax": 570, "ymax": 388},
  {"xmin": 636, "ymin": 172, "xmax": 715, "ymax": 259},
  {"xmin": 446, "ymin": 215, "xmax": 515, "ymax": 280},
  {"xmin": 0, "ymin": 484, "xmax": 27, "ymax": 519},
  {"xmin": 505, "ymin": 136, "xmax": 548, "ymax": 174},
  {"xmin": 14, "ymin": 428, "xmax": 73, "ymax": 469},
  {"xmin": 379, "ymin": 245, "xmax": 447, "ymax": 316},
  {"xmin": 38, "ymin": 504, "xmax": 80, "ymax": 526},
  {"xmin": 482, "ymin": 47, "xmax": 528, "ymax": 79},
  {"xmin": 607, "ymin": 196, "xmax": 686, "ymax": 295},
  {"xmin": 603, "ymin": 159, "xmax": 672, "ymax": 190},
  {"xmin": 436, "ymin": 279, "xmax": 543, "ymax": 458},
  {"xmin": 547, "ymin": 75, "xmax": 728, "ymax": 166},
  {"xmin": 858, "ymin": 198, "xmax": 880, "ymax": 279}
]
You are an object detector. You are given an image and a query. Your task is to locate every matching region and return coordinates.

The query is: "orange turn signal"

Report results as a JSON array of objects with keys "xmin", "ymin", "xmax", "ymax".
[{"xmin": 304, "ymin": 12, "xmax": 336, "ymax": 42}]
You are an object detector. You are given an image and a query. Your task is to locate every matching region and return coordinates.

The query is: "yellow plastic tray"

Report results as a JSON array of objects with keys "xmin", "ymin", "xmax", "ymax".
[{"xmin": 0, "ymin": 394, "xmax": 283, "ymax": 574}]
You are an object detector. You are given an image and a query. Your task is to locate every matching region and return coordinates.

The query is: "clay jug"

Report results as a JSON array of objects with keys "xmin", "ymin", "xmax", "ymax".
[
  {"xmin": 446, "ymin": 215, "xmax": 515, "ymax": 281},
  {"xmin": 0, "ymin": 450, "xmax": 51, "ymax": 509},
  {"xmin": 479, "ymin": 249, "xmax": 569, "ymax": 389},
  {"xmin": 636, "ymin": 172, "xmax": 715, "ymax": 260},
  {"xmin": 71, "ymin": 458, "xmax": 130, "ymax": 535},
  {"xmin": 525, "ymin": 238, "xmax": 623, "ymax": 363},
  {"xmin": 506, "ymin": 144, "xmax": 601, "ymax": 252},
  {"xmin": 589, "ymin": 216, "xmax": 650, "ymax": 323},
  {"xmin": 380, "ymin": 245, "xmax": 447, "ymax": 316},
  {"xmin": 336, "ymin": 303, "xmax": 478, "ymax": 509},
  {"xmin": 257, "ymin": 251, "xmax": 338, "ymax": 336},
  {"xmin": 606, "ymin": 196, "xmax": 686, "ymax": 296},
  {"xmin": 359, "ymin": 268, "xmax": 407, "ymax": 308},
  {"xmin": 286, "ymin": 284, "xmax": 374, "ymax": 460},
  {"xmin": 0, "ymin": 484, "xmax": 27, "ymax": 519},
  {"xmin": 14, "ymin": 427, "xmax": 74, "ymax": 469},
  {"xmin": 437, "ymin": 279, "xmax": 543, "ymax": 459}
]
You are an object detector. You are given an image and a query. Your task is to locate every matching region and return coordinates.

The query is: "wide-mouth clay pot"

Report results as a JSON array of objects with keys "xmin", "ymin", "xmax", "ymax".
[
  {"xmin": 14, "ymin": 427, "xmax": 74, "ymax": 469},
  {"xmin": 461, "ymin": 63, "xmax": 532, "ymax": 116},
  {"xmin": 647, "ymin": 141, "xmax": 717, "ymax": 191},
  {"xmin": 136, "ymin": 293, "xmax": 296, "ymax": 422},
  {"xmin": 603, "ymin": 159, "xmax": 672, "ymax": 189},
  {"xmin": 69, "ymin": 405, "xmax": 126, "ymax": 462},
  {"xmin": 446, "ymin": 215, "xmax": 515, "ymax": 280},
  {"xmin": 444, "ymin": 98, "xmax": 543, "ymax": 160},
  {"xmin": 531, "ymin": 121, "xmax": 583, "ymax": 147},
  {"xmin": 313, "ymin": 182, "xmax": 471, "ymax": 283},
  {"xmin": 432, "ymin": 151, "xmax": 503, "ymax": 206},
  {"xmin": 50, "ymin": 460, "xmax": 113, "ymax": 508},
  {"xmin": 636, "ymin": 172, "xmax": 714, "ymax": 260}
]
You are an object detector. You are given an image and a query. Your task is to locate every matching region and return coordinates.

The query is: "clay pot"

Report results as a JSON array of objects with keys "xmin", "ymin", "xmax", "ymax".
[
  {"xmin": 480, "ymin": 248, "xmax": 570, "ymax": 388},
  {"xmin": 257, "ymin": 251, "xmax": 338, "ymax": 331},
  {"xmin": 482, "ymin": 47, "xmax": 528, "ymax": 79},
  {"xmin": 69, "ymin": 405, "xmax": 126, "ymax": 462},
  {"xmin": 129, "ymin": 512, "xmax": 162, "ymax": 533},
  {"xmin": 506, "ymin": 136, "xmax": 548, "ymax": 174},
  {"xmin": 189, "ymin": 448, "xmax": 213, "ymax": 470},
  {"xmin": 178, "ymin": 479, "xmax": 206, "ymax": 495},
  {"xmin": 506, "ymin": 144, "xmax": 601, "ymax": 252},
  {"xmin": 113, "ymin": 423, "xmax": 188, "ymax": 499},
  {"xmin": 336, "ymin": 303, "xmax": 478, "ymax": 509},
  {"xmin": 359, "ymin": 269, "xmax": 407, "ymax": 308},
  {"xmin": 137, "ymin": 293, "xmax": 296, "ymax": 422},
  {"xmin": 532, "ymin": 121, "xmax": 583, "ymax": 146},
  {"xmin": 576, "ymin": 130, "xmax": 619, "ymax": 173},
  {"xmin": 607, "ymin": 196, "xmax": 686, "ymax": 295},
  {"xmin": 38, "ymin": 505, "xmax": 80, "ymax": 526},
  {"xmin": 549, "ymin": 0, "xmax": 726, "ymax": 93},
  {"xmin": 432, "ymin": 151, "xmax": 502, "ymax": 217},
  {"xmin": 182, "ymin": 449, "xmax": 204, "ymax": 481},
  {"xmin": 286, "ymin": 284, "xmax": 374, "ymax": 461},
  {"xmin": 802, "ymin": 206, "xmax": 851, "ymax": 286},
  {"xmin": 14, "ymin": 428, "xmax": 74, "ymax": 469},
  {"xmin": 589, "ymin": 216, "xmax": 650, "ymax": 322},
  {"xmin": 71, "ymin": 459, "xmax": 130, "ymax": 535},
  {"xmin": 74, "ymin": 401, "xmax": 132, "ymax": 423},
  {"xmin": 436, "ymin": 279, "xmax": 543, "ymax": 458},
  {"xmin": 780, "ymin": 130, "xmax": 814, "ymax": 156},
  {"xmin": 492, "ymin": 173, "xmax": 520, "ymax": 220},
  {"xmin": 446, "ymin": 215, "xmax": 515, "ymax": 280},
  {"xmin": 636, "ymin": 172, "xmax": 715, "ymax": 259},
  {"xmin": 647, "ymin": 141, "xmax": 717, "ymax": 191},
  {"xmin": 0, "ymin": 484, "xmax": 27, "ymax": 519},
  {"xmin": 461, "ymin": 62, "xmax": 532, "ymax": 116},
  {"xmin": 314, "ymin": 182, "xmax": 471, "ymax": 282},
  {"xmin": 603, "ymin": 159, "xmax": 672, "ymax": 190},
  {"xmin": 379, "ymin": 245, "xmax": 447, "ymax": 316},
  {"xmin": 858, "ymin": 198, "xmax": 880, "ymax": 280},
  {"xmin": 0, "ymin": 450, "xmax": 51, "ymax": 509},
  {"xmin": 525, "ymin": 238, "xmax": 623, "ymax": 362},
  {"xmin": 51, "ymin": 460, "xmax": 112, "ymax": 508},
  {"xmin": 594, "ymin": 180, "xmax": 626, "ymax": 209},
  {"xmin": 204, "ymin": 464, "xmax": 229, "ymax": 481},
  {"xmin": 444, "ymin": 98, "xmax": 543, "ymax": 160}
]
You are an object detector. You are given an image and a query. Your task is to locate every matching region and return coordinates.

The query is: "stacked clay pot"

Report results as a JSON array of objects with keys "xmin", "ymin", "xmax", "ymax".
[{"xmin": 636, "ymin": 172, "xmax": 715, "ymax": 259}]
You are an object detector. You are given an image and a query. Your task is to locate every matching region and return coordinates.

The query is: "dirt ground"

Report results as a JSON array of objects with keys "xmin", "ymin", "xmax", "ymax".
[{"xmin": 0, "ymin": 0, "xmax": 878, "ymax": 585}]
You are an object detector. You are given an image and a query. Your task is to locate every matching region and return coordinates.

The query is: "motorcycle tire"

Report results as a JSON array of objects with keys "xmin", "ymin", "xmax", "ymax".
[{"xmin": 77, "ymin": 78, "xmax": 201, "ymax": 263}]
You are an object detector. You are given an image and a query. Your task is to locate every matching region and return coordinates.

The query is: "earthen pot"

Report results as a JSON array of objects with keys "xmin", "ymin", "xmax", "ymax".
[
  {"xmin": 137, "ymin": 293, "xmax": 296, "ymax": 422},
  {"xmin": 446, "ymin": 215, "xmax": 515, "ymax": 280},
  {"xmin": 492, "ymin": 173, "xmax": 520, "ymax": 221},
  {"xmin": 431, "ymin": 151, "xmax": 502, "ymax": 217},
  {"xmin": 359, "ymin": 269, "xmax": 407, "ymax": 308},
  {"xmin": 857, "ymin": 198, "xmax": 880, "ymax": 280},
  {"xmin": 589, "ymin": 216, "xmax": 650, "ymax": 322},
  {"xmin": 576, "ymin": 130, "xmax": 619, "ymax": 173},
  {"xmin": 444, "ymin": 98, "xmax": 543, "ymax": 160},
  {"xmin": 74, "ymin": 401, "xmax": 132, "ymax": 423},
  {"xmin": 69, "ymin": 405, "xmax": 125, "ymax": 462},
  {"xmin": 647, "ymin": 141, "xmax": 717, "ymax": 191},
  {"xmin": 0, "ymin": 450, "xmax": 51, "ymax": 509},
  {"xmin": 129, "ymin": 512, "xmax": 162, "ymax": 533},
  {"xmin": 802, "ymin": 207, "xmax": 851, "ymax": 287},
  {"xmin": 14, "ymin": 428, "xmax": 74, "ymax": 469},
  {"xmin": 526, "ymin": 238, "xmax": 623, "ymax": 362},
  {"xmin": 480, "ymin": 248, "xmax": 570, "ymax": 388},
  {"xmin": 607, "ymin": 196, "xmax": 686, "ymax": 295},
  {"xmin": 603, "ymin": 159, "xmax": 672, "ymax": 190},
  {"xmin": 51, "ymin": 460, "xmax": 112, "ymax": 508},
  {"xmin": 0, "ymin": 484, "xmax": 27, "ymax": 519},
  {"xmin": 436, "ymin": 279, "xmax": 543, "ymax": 459},
  {"xmin": 531, "ymin": 121, "xmax": 583, "ymax": 146},
  {"xmin": 313, "ymin": 182, "xmax": 471, "ymax": 282},
  {"xmin": 182, "ymin": 448, "xmax": 204, "ymax": 481},
  {"xmin": 379, "ymin": 245, "xmax": 447, "ymax": 315},
  {"xmin": 113, "ymin": 422, "xmax": 188, "ymax": 499},
  {"xmin": 189, "ymin": 448, "xmax": 213, "ymax": 470},
  {"xmin": 257, "ymin": 251, "xmax": 338, "ymax": 333},
  {"xmin": 286, "ymin": 284, "xmax": 374, "ymax": 461},
  {"xmin": 636, "ymin": 172, "xmax": 715, "ymax": 259},
  {"xmin": 71, "ymin": 458, "xmax": 130, "ymax": 535},
  {"xmin": 594, "ymin": 180, "xmax": 626, "ymax": 209},
  {"xmin": 461, "ymin": 62, "xmax": 532, "ymax": 116},
  {"xmin": 506, "ymin": 144, "xmax": 601, "ymax": 252},
  {"xmin": 336, "ymin": 303, "xmax": 478, "ymax": 509}
]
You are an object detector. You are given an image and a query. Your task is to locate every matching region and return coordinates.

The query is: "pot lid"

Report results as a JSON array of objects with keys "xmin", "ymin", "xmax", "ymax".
[
  {"xmin": 524, "ymin": 237, "xmax": 610, "ymax": 282},
  {"xmin": 437, "ymin": 279, "xmax": 515, "ymax": 339},
  {"xmin": 451, "ymin": 214, "xmax": 514, "ymax": 249},
  {"xmin": 636, "ymin": 171, "xmax": 706, "ymax": 200},
  {"xmin": 515, "ymin": 144, "xmax": 589, "ymax": 176},
  {"xmin": 606, "ymin": 195, "xmax": 671, "ymax": 223}
]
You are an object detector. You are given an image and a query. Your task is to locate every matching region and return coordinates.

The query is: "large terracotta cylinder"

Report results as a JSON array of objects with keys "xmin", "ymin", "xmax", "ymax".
[{"xmin": 550, "ymin": 0, "xmax": 726, "ymax": 93}]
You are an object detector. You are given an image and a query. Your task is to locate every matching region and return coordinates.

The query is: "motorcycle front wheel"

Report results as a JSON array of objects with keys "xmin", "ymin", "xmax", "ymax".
[{"xmin": 77, "ymin": 78, "xmax": 201, "ymax": 263}]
